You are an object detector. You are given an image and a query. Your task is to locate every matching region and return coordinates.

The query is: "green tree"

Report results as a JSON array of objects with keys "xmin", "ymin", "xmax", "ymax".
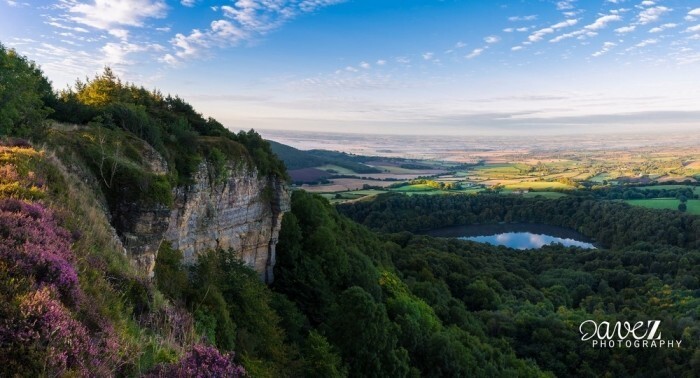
[
  {"xmin": 302, "ymin": 330, "xmax": 348, "ymax": 378},
  {"xmin": 327, "ymin": 286, "xmax": 410, "ymax": 378},
  {"xmin": 0, "ymin": 44, "xmax": 53, "ymax": 137}
]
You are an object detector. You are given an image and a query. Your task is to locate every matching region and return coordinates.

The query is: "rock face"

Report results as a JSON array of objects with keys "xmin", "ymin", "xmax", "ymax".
[
  {"xmin": 163, "ymin": 163, "xmax": 290, "ymax": 283},
  {"xmin": 116, "ymin": 157, "xmax": 289, "ymax": 283}
]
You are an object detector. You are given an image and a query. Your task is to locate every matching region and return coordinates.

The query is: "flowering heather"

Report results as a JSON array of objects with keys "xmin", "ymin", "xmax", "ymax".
[
  {"xmin": 146, "ymin": 344, "xmax": 247, "ymax": 378},
  {"xmin": 0, "ymin": 198, "xmax": 81, "ymax": 304}
]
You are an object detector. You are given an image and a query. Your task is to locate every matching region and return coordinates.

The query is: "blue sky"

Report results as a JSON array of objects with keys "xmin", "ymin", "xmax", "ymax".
[{"xmin": 1, "ymin": 0, "xmax": 699, "ymax": 135}]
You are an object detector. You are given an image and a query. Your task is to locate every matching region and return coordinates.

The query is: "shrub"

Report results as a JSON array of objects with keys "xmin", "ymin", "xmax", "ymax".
[
  {"xmin": 146, "ymin": 344, "xmax": 246, "ymax": 378},
  {"xmin": 0, "ymin": 199, "xmax": 80, "ymax": 304}
]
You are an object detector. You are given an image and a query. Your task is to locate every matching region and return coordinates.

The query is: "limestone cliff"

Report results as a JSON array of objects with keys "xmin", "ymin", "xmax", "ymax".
[
  {"xmin": 164, "ymin": 163, "xmax": 289, "ymax": 283},
  {"xmin": 117, "ymin": 156, "xmax": 289, "ymax": 283}
]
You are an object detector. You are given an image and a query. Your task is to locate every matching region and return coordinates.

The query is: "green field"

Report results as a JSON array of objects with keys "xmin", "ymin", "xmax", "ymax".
[
  {"xmin": 590, "ymin": 173, "xmax": 613, "ymax": 183},
  {"xmin": 503, "ymin": 181, "xmax": 573, "ymax": 190},
  {"xmin": 635, "ymin": 185, "xmax": 700, "ymax": 195},
  {"xmin": 625, "ymin": 199, "xmax": 700, "ymax": 215},
  {"xmin": 520, "ymin": 191, "xmax": 568, "ymax": 199},
  {"xmin": 390, "ymin": 184, "xmax": 436, "ymax": 192}
]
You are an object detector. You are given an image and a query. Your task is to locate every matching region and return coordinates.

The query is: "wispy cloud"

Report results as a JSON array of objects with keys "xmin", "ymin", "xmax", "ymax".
[
  {"xmin": 508, "ymin": 15, "xmax": 537, "ymax": 22},
  {"xmin": 649, "ymin": 23, "xmax": 676, "ymax": 33},
  {"xmin": 637, "ymin": 6, "xmax": 671, "ymax": 25},
  {"xmin": 166, "ymin": 0, "xmax": 347, "ymax": 65},
  {"xmin": 592, "ymin": 41, "xmax": 616, "ymax": 57},
  {"xmin": 550, "ymin": 14, "xmax": 621, "ymax": 42},
  {"xmin": 585, "ymin": 14, "xmax": 621, "ymax": 30},
  {"xmin": 615, "ymin": 25, "xmax": 636, "ymax": 33},
  {"xmin": 528, "ymin": 19, "xmax": 578, "ymax": 42},
  {"xmin": 65, "ymin": 0, "xmax": 168, "ymax": 30},
  {"xmin": 466, "ymin": 48, "xmax": 484, "ymax": 59}
]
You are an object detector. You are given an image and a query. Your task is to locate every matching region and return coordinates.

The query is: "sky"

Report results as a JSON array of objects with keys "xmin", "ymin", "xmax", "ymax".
[{"xmin": 1, "ymin": 0, "xmax": 699, "ymax": 135}]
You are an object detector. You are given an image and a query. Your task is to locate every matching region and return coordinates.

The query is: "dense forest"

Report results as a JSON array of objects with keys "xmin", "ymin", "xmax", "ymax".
[
  {"xmin": 338, "ymin": 193, "xmax": 700, "ymax": 249},
  {"xmin": 2, "ymin": 43, "xmax": 699, "ymax": 376}
]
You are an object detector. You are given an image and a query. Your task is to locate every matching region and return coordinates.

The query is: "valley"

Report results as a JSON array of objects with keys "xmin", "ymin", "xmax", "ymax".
[{"xmin": 265, "ymin": 130, "xmax": 700, "ymax": 214}]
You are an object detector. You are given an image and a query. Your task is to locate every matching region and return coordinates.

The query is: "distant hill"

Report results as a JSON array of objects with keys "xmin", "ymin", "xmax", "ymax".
[
  {"xmin": 267, "ymin": 140, "xmax": 325, "ymax": 170},
  {"xmin": 268, "ymin": 140, "xmax": 381, "ymax": 174}
]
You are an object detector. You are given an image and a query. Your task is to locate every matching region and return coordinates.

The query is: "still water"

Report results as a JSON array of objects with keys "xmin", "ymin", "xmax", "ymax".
[{"xmin": 427, "ymin": 223, "xmax": 596, "ymax": 250}]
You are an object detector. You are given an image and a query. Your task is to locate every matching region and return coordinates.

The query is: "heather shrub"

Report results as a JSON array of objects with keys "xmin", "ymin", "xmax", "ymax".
[
  {"xmin": 146, "ymin": 344, "xmax": 246, "ymax": 378},
  {"xmin": 0, "ymin": 198, "xmax": 80, "ymax": 304},
  {"xmin": 0, "ymin": 199, "xmax": 124, "ymax": 376}
]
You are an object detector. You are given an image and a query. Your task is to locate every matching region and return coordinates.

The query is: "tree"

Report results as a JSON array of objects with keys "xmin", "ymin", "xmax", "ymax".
[
  {"xmin": 327, "ymin": 286, "xmax": 410, "ymax": 378},
  {"xmin": 678, "ymin": 203, "xmax": 687, "ymax": 212},
  {"xmin": 0, "ymin": 43, "xmax": 53, "ymax": 137}
]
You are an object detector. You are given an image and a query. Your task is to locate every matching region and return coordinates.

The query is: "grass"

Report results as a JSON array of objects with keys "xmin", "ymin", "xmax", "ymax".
[
  {"xmin": 590, "ymin": 173, "xmax": 612, "ymax": 183},
  {"xmin": 390, "ymin": 184, "xmax": 436, "ymax": 192},
  {"xmin": 635, "ymin": 185, "xmax": 699, "ymax": 194},
  {"xmin": 625, "ymin": 199, "xmax": 700, "ymax": 215},
  {"xmin": 503, "ymin": 181, "xmax": 573, "ymax": 190}
]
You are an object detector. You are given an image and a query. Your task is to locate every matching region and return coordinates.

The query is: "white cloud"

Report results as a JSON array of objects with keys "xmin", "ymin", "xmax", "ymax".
[
  {"xmin": 585, "ymin": 14, "xmax": 621, "ymax": 30},
  {"xmin": 108, "ymin": 28, "xmax": 129, "ymax": 40},
  {"xmin": 511, "ymin": 46, "xmax": 523, "ymax": 51},
  {"xmin": 689, "ymin": 8, "xmax": 700, "ymax": 16},
  {"xmin": 635, "ymin": 38, "xmax": 657, "ymax": 47},
  {"xmin": 592, "ymin": 41, "xmax": 616, "ymax": 57},
  {"xmin": 637, "ymin": 6, "xmax": 670, "ymax": 25},
  {"xmin": 466, "ymin": 48, "xmax": 484, "ymax": 59},
  {"xmin": 556, "ymin": 1, "xmax": 576, "ymax": 11},
  {"xmin": 455, "ymin": 41, "xmax": 466, "ymax": 48},
  {"xmin": 686, "ymin": 24, "xmax": 700, "ymax": 33},
  {"xmin": 516, "ymin": 27, "xmax": 530, "ymax": 32},
  {"xmin": 46, "ymin": 21, "xmax": 90, "ymax": 33},
  {"xmin": 615, "ymin": 25, "xmax": 636, "ymax": 33},
  {"xmin": 100, "ymin": 41, "xmax": 162, "ymax": 66},
  {"xmin": 359, "ymin": 61, "xmax": 370, "ymax": 69},
  {"xmin": 170, "ymin": 29, "xmax": 208, "ymax": 60},
  {"xmin": 166, "ymin": 0, "xmax": 347, "ymax": 64},
  {"xmin": 181, "ymin": 0, "xmax": 197, "ymax": 6},
  {"xmin": 640, "ymin": 0, "xmax": 655, "ymax": 6},
  {"xmin": 649, "ymin": 23, "xmax": 676, "ymax": 33},
  {"xmin": 68, "ymin": 0, "xmax": 168, "ymax": 30},
  {"xmin": 528, "ymin": 19, "xmax": 577, "ymax": 42},
  {"xmin": 503, "ymin": 28, "xmax": 514, "ymax": 33},
  {"xmin": 422, "ymin": 52, "xmax": 434, "ymax": 60},
  {"xmin": 508, "ymin": 15, "xmax": 537, "ymax": 22},
  {"xmin": 484, "ymin": 35, "xmax": 501, "ymax": 44},
  {"xmin": 376, "ymin": 59, "xmax": 386, "ymax": 66},
  {"xmin": 551, "ymin": 14, "xmax": 620, "ymax": 42}
]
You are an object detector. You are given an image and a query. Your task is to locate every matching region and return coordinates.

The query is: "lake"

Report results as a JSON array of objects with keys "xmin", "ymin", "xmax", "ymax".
[{"xmin": 426, "ymin": 223, "xmax": 596, "ymax": 250}]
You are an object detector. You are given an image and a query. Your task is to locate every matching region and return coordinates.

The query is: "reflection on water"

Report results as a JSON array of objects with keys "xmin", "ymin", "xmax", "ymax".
[
  {"xmin": 426, "ymin": 223, "xmax": 596, "ymax": 250},
  {"xmin": 463, "ymin": 232, "xmax": 596, "ymax": 250}
]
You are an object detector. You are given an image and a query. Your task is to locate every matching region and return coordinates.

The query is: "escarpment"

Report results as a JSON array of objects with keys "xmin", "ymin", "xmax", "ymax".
[
  {"xmin": 163, "ymin": 162, "xmax": 289, "ymax": 283},
  {"xmin": 70, "ymin": 132, "xmax": 292, "ymax": 283}
]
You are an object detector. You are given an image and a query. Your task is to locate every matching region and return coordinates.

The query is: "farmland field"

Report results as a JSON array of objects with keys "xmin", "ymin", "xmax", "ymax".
[{"xmin": 625, "ymin": 199, "xmax": 700, "ymax": 215}]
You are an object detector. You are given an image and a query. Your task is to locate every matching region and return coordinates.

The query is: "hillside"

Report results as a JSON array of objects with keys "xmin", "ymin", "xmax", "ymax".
[{"xmin": 268, "ymin": 140, "xmax": 382, "ymax": 176}]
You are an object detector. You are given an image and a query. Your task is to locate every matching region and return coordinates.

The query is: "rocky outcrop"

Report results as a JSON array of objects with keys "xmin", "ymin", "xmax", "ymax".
[
  {"xmin": 113, "ymin": 150, "xmax": 289, "ymax": 282},
  {"xmin": 163, "ymin": 163, "xmax": 290, "ymax": 283}
]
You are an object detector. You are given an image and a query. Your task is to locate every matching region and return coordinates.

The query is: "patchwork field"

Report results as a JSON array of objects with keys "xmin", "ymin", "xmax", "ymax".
[
  {"xmin": 625, "ymin": 199, "xmax": 700, "ymax": 215},
  {"xmin": 276, "ymin": 138, "xmax": 700, "ymax": 209}
]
